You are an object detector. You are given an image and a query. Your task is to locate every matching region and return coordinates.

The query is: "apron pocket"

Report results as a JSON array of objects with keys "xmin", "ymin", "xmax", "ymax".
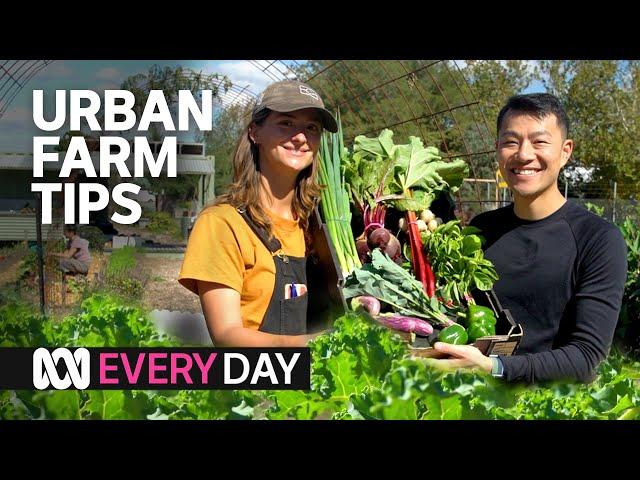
[{"xmin": 279, "ymin": 294, "xmax": 308, "ymax": 335}]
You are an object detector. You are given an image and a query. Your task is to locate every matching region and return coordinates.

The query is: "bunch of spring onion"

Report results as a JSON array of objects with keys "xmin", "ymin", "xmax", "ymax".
[{"xmin": 318, "ymin": 110, "xmax": 361, "ymax": 277}]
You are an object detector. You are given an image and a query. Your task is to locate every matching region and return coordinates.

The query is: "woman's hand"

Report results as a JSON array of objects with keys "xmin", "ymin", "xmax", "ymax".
[{"xmin": 424, "ymin": 342, "xmax": 493, "ymax": 373}]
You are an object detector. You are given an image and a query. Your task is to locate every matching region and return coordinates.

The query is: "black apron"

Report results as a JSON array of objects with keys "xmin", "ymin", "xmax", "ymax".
[{"xmin": 237, "ymin": 208, "xmax": 308, "ymax": 335}]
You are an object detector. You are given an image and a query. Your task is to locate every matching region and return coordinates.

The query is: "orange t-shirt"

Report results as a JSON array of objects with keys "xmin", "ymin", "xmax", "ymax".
[{"xmin": 178, "ymin": 204, "xmax": 306, "ymax": 330}]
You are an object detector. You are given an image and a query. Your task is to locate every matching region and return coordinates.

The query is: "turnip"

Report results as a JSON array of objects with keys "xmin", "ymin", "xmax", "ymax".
[
  {"xmin": 435, "ymin": 217, "xmax": 443, "ymax": 226},
  {"xmin": 375, "ymin": 313, "xmax": 434, "ymax": 336},
  {"xmin": 351, "ymin": 296, "xmax": 381, "ymax": 316},
  {"xmin": 416, "ymin": 219, "xmax": 428, "ymax": 232},
  {"xmin": 398, "ymin": 218, "xmax": 408, "ymax": 232},
  {"xmin": 420, "ymin": 209, "xmax": 435, "ymax": 223},
  {"xmin": 428, "ymin": 219, "xmax": 438, "ymax": 232}
]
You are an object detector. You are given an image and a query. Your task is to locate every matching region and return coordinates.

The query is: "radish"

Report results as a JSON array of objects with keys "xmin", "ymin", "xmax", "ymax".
[{"xmin": 375, "ymin": 314, "xmax": 434, "ymax": 336}]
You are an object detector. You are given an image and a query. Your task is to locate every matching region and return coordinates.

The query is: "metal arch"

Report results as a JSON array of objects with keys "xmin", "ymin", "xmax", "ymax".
[
  {"xmin": 299, "ymin": 61, "xmax": 376, "ymax": 138},
  {"xmin": 242, "ymin": 59, "xmax": 495, "ymax": 151},
  {"xmin": 420, "ymin": 61, "xmax": 483, "ymax": 200},
  {"xmin": 0, "ymin": 60, "xmax": 54, "ymax": 119},
  {"xmin": 395, "ymin": 61, "xmax": 453, "ymax": 156},
  {"xmin": 354, "ymin": 60, "xmax": 413, "ymax": 141},
  {"xmin": 445, "ymin": 61, "xmax": 495, "ymax": 154},
  {"xmin": 376, "ymin": 60, "xmax": 431, "ymax": 143}
]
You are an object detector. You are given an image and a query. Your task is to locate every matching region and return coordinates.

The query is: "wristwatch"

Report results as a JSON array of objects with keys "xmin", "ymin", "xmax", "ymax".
[{"xmin": 489, "ymin": 354, "xmax": 504, "ymax": 378}]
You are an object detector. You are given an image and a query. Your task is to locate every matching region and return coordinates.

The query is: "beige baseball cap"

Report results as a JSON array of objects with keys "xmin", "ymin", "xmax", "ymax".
[{"xmin": 252, "ymin": 80, "xmax": 338, "ymax": 132}]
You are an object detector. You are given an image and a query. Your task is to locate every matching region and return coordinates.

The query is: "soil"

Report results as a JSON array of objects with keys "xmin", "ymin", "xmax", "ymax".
[
  {"xmin": 138, "ymin": 253, "xmax": 201, "ymax": 313},
  {"xmin": 1, "ymin": 248, "xmax": 201, "ymax": 316},
  {"xmin": 0, "ymin": 249, "xmax": 24, "ymax": 288}
]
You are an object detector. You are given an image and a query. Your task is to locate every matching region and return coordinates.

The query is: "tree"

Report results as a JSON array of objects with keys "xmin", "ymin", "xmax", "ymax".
[
  {"xmin": 197, "ymin": 102, "xmax": 254, "ymax": 196},
  {"xmin": 536, "ymin": 61, "xmax": 640, "ymax": 198},
  {"xmin": 119, "ymin": 64, "xmax": 233, "ymax": 213},
  {"xmin": 292, "ymin": 60, "xmax": 534, "ymax": 204},
  {"xmin": 462, "ymin": 60, "xmax": 535, "ymax": 132}
]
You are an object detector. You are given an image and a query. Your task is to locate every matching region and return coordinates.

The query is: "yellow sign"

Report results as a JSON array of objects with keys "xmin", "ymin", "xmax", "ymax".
[{"xmin": 496, "ymin": 169, "xmax": 508, "ymax": 188}]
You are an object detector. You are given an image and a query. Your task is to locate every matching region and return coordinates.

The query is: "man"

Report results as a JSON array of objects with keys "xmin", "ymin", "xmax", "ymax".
[
  {"xmin": 54, "ymin": 225, "xmax": 92, "ymax": 275},
  {"xmin": 432, "ymin": 93, "xmax": 627, "ymax": 383}
]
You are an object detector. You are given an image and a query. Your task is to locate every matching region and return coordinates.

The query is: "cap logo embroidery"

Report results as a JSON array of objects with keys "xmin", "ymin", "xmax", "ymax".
[{"xmin": 299, "ymin": 85, "xmax": 320, "ymax": 101}]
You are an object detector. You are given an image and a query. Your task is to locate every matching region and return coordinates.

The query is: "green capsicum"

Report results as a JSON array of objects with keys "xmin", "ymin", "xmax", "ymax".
[
  {"xmin": 438, "ymin": 324, "xmax": 468, "ymax": 345},
  {"xmin": 463, "ymin": 305, "xmax": 496, "ymax": 328},
  {"xmin": 467, "ymin": 322, "xmax": 494, "ymax": 343}
]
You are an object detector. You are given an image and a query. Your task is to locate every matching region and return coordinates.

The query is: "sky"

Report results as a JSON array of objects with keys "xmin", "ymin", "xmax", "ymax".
[
  {"xmin": 0, "ymin": 60, "xmax": 546, "ymax": 153},
  {"xmin": 0, "ymin": 60, "xmax": 287, "ymax": 152}
]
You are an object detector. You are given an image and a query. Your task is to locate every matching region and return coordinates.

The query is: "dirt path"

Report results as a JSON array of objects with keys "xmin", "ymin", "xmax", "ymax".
[
  {"xmin": 0, "ymin": 248, "xmax": 27, "ymax": 288},
  {"xmin": 2, "ymin": 249, "xmax": 202, "ymax": 315},
  {"xmin": 138, "ymin": 254, "xmax": 202, "ymax": 313}
]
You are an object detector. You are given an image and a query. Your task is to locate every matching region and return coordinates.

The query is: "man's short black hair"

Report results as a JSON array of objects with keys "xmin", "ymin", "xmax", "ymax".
[
  {"xmin": 64, "ymin": 224, "xmax": 77, "ymax": 234},
  {"xmin": 497, "ymin": 93, "xmax": 570, "ymax": 139}
]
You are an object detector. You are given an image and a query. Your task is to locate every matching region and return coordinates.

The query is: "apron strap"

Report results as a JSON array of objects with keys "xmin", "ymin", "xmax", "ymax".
[{"xmin": 236, "ymin": 207, "xmax": 282, "ymax": 254}]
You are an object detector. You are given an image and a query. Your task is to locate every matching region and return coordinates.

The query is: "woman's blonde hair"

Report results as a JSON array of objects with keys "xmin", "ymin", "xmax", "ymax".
[{"xmin": 212, "ymin": 108, "xmax": 322, "ymax": 245}]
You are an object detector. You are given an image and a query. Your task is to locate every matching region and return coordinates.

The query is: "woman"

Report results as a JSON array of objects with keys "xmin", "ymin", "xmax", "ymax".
[{"xmin": 178, "ymin": 80, "xmax": 337, "ymax": 347}]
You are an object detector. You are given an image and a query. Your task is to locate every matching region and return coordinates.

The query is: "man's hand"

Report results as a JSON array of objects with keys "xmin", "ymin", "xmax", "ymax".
[{"xmin": 425, "ymin": 342, "xmax": 493, "ymax": 373}]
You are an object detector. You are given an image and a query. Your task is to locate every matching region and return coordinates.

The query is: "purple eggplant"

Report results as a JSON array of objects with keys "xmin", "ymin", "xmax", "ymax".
[
  {"xmin": 350, "ymin": 296, "xmax": 381, "ymax": 316},
  {"xmin": 375, "ymin": 314, "xmax": 434, "ymax": 336}
]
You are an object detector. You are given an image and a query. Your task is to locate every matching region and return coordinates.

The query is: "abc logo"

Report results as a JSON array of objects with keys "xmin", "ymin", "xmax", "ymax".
[{"xmin": 33, "ymin": 348, "xmax": 91, "ymax": 390}]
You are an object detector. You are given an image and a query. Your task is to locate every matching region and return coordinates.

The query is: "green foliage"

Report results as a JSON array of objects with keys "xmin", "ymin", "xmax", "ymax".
[
  {"xmin": 345, "ymin": 129, "xmax": 468, "ymax": 213},
  {"xmin": 1, "ymin": 299, "xmax": 639, "ymax": 420},
  {"xmin": 103, "ymin": 246, "xmax": 145, "ymax": 300},
  {"xmin": 200, "ymin": 103, "xmax": 253, "ymax": 195},
  {"xmin": 106, "ymin": 246, "xmax": 138, "ymax": 277},
  {"xmin": 294, "ymin": 60, "xmax": 534, "ymax": 189},
  {"xmin": 537, "ymin": 60, "xmax": 640, "ymax": 197},
  {"xmin": 16, "ymin": 250, "xmax": 37, "ymax": 280},
  {"xmin": 616, "ymin": 217, "xmax": 640, "ymax": 352},
  {"xmin": 342, "ymin": 249, "xmax": 450, "ymax": 324},
  {"xmin": 78, "ymin": 226, "xmax": 105, "ymax": 253},
  {"xmin": 120, "ymin": 64, "xmax": 232, "ymax": 211},
  {"xmin": 266, "ymin": 313, "xmax": 406, "ymax": 419},
  {"xmin": 584, "ymin": 202, "xmax": 606, "ymax": 217},
  {"xmin": 580, "ymin": 203, "xmax": 640, "ymax": 353},
  {"xmin": 145, "ymin": 211, "xmax": 181, "ymax": 238},
  {"xmin": 0, "ymin": 300, "xmax": 48, "ymax": 347},
  {"xmin": 424, "ymin": 220, "xmax": 499, "ymax": 303}
]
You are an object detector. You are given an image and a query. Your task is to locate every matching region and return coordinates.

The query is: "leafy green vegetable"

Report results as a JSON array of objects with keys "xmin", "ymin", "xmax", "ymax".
[
  {"xmin": 424, "ymin": 220, "xmax": 499, "ymax": 304},
  {"xmin": 2, "ymin": 290, "xmax": 639, "ymax": 421},
  {"xmin": 342, "ymin": 249, "xmax": 450, "ymax": 324}
]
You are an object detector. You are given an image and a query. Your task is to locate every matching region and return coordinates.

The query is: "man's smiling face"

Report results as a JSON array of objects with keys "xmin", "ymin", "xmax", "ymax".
[{"xmin": 497, "ymin": 112, "xmax": 573, "ymax": 200}]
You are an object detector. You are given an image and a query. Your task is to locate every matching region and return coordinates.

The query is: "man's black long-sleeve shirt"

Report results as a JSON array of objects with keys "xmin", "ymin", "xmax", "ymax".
[{"xmin": 470, "ymin": 200, "xmax": 627, "ymax": 383}]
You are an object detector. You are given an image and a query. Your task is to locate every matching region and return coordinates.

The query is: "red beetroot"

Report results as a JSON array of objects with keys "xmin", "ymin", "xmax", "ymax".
[
  {"xmin": 355, "ymin": 235, "xmax": 371, "ymax": 263},
  {"xmin": 367, "ymin": 227, "xmax": 402, "ymax": 264}
]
